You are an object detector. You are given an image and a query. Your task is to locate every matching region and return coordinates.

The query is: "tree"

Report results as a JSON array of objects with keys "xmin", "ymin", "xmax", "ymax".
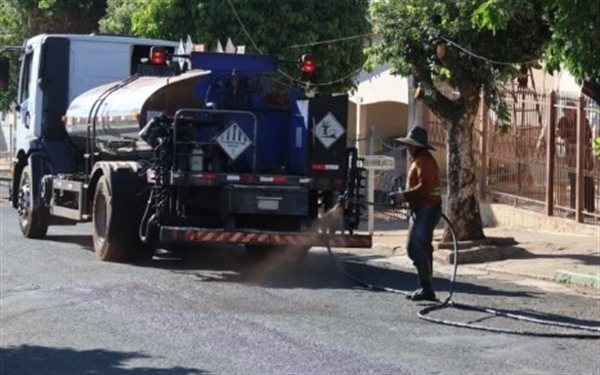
[
  {"xmin": 0, "ymin": 0, "xmax": 107, "ymax": 109},
  {"xmin": 98, "ymin": 0, "xmax": 141, "ymax": 36},
  {"xmin": 366, "ymin": 0, "xmax": 550, "ymax": 240},
  {"xmin": 474, "ymin": 0, "xmax": 600, "ymax": 157},
  {"xmin": 99, "ymin": 0, "xmax": 372, "ymax": 94}
]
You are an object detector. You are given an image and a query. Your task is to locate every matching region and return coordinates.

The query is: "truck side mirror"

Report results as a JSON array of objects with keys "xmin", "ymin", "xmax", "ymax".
[
  {"xmin": 0, "ymin": 57, "xmax": 9, "ymax": 91},
  {"xmin": 10, "ymin": 97, "xmax": 20, "ymax": 112}
]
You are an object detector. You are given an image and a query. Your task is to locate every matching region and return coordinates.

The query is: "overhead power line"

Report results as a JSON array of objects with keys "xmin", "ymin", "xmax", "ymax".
[
  {"xmin": 287, "ymin": 33, "xmax": 374, "ymax": 49},
  {"xmin": 227, "ymin": 0, "xmax": 263, "ymax": 55},
  {"xmin": 440, "ymin": 36, "xmax": 541, "ymax": 66}
]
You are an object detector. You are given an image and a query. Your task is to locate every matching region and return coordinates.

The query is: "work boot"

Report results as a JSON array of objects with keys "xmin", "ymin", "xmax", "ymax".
[
  {"xmin": 407, "ymin": 286, "xmax": 436, "ymax": 302},
  {"xmin": 405, "ymin": 288, "xmax": 421, "ymax": 300}
]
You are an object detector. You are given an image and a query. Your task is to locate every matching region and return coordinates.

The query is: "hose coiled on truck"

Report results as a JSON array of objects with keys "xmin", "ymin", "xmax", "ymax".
[{"xmin": 139, "ymin": 137, "xmax": 171, "ymax": 243}]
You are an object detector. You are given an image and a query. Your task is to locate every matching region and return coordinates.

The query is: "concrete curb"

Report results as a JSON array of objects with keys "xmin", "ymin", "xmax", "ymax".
[{"xmin": 554, "ymin": 269, "xmax": 600, "ymax": 290}]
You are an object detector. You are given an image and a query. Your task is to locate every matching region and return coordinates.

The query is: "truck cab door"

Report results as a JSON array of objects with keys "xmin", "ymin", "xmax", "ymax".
[{"xmin": 15, "ymin": 44, "xmax": 42, "ymax": 153}]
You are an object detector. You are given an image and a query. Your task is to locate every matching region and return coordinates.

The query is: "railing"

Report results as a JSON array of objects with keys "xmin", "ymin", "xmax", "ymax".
[
  {"xmin": 423, "ymin": 88, "xmax": 600, "ymax": 226},
  {"xmin": 348, "ymin": 129, "xmax": 409, "ymax": 222},
  {"xmin": 3, "ymin": 90, "xmax": 598, "ymax": 226}
]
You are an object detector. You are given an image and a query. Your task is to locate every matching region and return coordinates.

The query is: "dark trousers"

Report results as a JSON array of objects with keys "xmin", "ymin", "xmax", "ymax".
[
  {"xmin": 407, "ymin": 205, "xmax": 442, "ymax": 289},
  {"xmin": 568, "ymin": 172, "xmax": 595, "ymax": 213}
]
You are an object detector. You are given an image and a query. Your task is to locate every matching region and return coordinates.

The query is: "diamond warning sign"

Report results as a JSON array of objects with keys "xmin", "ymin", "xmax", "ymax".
[
  {"xmin": 314, "ymin": 112, "xmax": 345, "ymax": 149},
  {"xmin": 216, "ymin": 122, "xmax": 252, "ymax": 160}
]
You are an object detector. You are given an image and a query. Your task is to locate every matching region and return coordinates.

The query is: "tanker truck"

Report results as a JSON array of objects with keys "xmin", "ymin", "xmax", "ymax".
[{"xmin": 0, "ymin": 33, "xmax": 370, "ymax": 263}]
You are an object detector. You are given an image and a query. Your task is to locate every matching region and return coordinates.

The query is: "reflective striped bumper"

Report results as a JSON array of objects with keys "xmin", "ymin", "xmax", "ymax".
[{"xmin": 159, "ymin": 227, "xmax": 372, "ymax": 248}]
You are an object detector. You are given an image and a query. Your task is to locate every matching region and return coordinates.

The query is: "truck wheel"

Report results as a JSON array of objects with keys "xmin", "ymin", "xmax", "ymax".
[
  {"xmin": 17, "ymin": 168, "xmax": 49, "ymax": 238},
  {"xmin": 92, "ymin": 176, "xmax": 154, "ymax": 262},
  {"xmin": 130, "ymin": 243, "xmax": 156, "ymax": 263}
]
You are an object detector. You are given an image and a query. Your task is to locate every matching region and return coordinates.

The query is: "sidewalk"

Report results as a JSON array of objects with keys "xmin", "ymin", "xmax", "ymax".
[{"xmin": 357, "ymin": 207, "xmax": 600, "ymax": 297}]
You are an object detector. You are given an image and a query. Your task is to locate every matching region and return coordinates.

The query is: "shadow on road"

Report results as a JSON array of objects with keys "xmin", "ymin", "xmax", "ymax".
[
  {"xmin": 39, "ymin": 231, "xmax": 600, "ymax": 329},
  {"xmin": 149, "ymin": 246, "xmax": 542, "ymax": 302},
  {"xmin": 17, "ymin": 229, "xmax": 600, "ymax": 334},
  {"xmin": 45, "ymin": 234, "xmax": 94, "ymax": 252},
  {"xmin": 504, "ymin": 246, "xmax": 600, "ymax": 267},
  {"xmin": 0, "ymin": 345, "xmax": 206, "ymax": 375},
  {"xmin": 42, "ymin": 233, "xmax": 541, "ymax": 300}
]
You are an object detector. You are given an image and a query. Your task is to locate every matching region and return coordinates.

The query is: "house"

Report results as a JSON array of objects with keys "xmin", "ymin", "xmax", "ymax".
[
  {"xmin": 347, "ymin": 64, "xmax": 411, "ymax": 156},
  {"xmin": 347, "ymin": 63, "xmax": 598, "ymax": 156}
]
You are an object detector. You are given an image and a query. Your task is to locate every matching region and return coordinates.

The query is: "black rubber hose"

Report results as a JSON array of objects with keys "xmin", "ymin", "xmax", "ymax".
[{"xmin": 325, "ymin": 202, "xmax": 600, "ymax": 339}]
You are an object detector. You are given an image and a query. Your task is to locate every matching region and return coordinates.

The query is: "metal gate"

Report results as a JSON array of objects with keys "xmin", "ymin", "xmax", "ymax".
[{"xmin": 348, "ymin": 127, "xmax": 409, "ymax": 222}]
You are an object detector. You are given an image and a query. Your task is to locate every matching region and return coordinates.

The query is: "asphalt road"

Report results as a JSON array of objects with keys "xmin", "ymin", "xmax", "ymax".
[{"xmin": 1, "ymin": 201, "xmax": 599, "ymax": 374}]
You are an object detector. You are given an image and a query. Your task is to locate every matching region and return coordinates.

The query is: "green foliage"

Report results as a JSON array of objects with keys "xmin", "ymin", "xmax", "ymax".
[
  {"xmin": 594, "ymin": 137, "xmax": 600, "ymax": 158},
  {"xmin": 474, "ymin": 0, "xmax": 600, "ymax": 96},
  {"xmin": 0, "ymin": 0, "xmax": 107, "ymax": 110},
  {"xmin": 366, "ymin": 0, "xmax": 550, "ymax": 126},
  {"xmin": 100, "ymin": 0, "xmax": 372, "ymax": 93},
  {"xmin": 0, "ymin": 1, "xmax": 25, "ymax": 110},
  {"xmin": 542, "ymin": 1, "xmax": 599, "ymax": 85},
  {"xmin": 98, "ymin": 0, "xmax": 140, "ymax": 35}
]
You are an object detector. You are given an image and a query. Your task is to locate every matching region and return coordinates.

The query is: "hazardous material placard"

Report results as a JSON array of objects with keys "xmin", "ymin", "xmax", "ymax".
[
  {"xmin": 314, "ymin": 112, "xmax": 345, "ymax": 149},
  {"xmin": 216, "ymin": 122, "xmax": 252, "ymax": 160}
]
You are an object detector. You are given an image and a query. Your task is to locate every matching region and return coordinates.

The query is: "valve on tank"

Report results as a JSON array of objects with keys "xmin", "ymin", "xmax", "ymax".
[{"xmin": 139, "ymin": 116, "xmax": 168, "ymax": 148}]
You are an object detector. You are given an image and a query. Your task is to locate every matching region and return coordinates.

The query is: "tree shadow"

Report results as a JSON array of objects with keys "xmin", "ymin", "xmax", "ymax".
[
  {"xmin": 0, "ymin": 345, "xmax": 206, "ymax": 375},
  {"xmin": 34, "ymin": 230, "xmax": 599, "ymax": 332},
  {"xmin": 45, "ymin": 234, "xmax": 94, "ymax": 252},
  {"xmin": 503, "ymin": 246, "xmax": 600, "ymax": 267},
  {"xmin": 41, "ymin": 232, "xmax": 543, "ymax": 300},
  {"xmin": 39, "ymin": 230, "xmax": 593, "ymax": 306},
  {"xmin": 324, "ymin": 252, "xmax": 542, "ymax": 299},
  {"xmin": 146, "ymin": 246, "xmax": 543, "ymax": 301}
]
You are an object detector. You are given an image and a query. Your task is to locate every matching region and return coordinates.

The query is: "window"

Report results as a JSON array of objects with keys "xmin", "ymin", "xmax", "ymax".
[{"xmin": 18, "ymin": 52, "xmax": 33, "ymax": 104}]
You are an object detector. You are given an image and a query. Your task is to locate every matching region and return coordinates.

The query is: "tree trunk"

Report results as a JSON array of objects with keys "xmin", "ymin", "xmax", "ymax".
[{"xmin": 444, "ymin": 116, "xmax": 485, "ymax": 241}]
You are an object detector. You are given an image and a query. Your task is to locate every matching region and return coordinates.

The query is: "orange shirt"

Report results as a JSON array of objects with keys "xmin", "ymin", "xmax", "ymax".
[{"xmin": 403, "ymin": 149, "xmax": 442, "ymax": 208}]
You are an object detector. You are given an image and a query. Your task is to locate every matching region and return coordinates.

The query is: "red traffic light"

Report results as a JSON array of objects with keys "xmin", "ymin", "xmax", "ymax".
[
  {"xmin": 150, "ymin": 46, "xmax": 167, "ymax": 65},
  {"xmin": 300, "ymin": 54, "xmax": 317, "ymax": 74}
]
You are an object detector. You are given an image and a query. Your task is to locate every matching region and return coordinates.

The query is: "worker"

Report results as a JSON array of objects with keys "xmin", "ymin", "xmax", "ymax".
[{"xmin": 389, "ymin": 126, "xmax": 442, "ymax": 301}]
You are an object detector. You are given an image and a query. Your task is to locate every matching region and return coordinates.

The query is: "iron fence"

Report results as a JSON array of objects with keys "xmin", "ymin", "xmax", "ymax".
[
  {"xmin": 424, "ymin": 88, "xmax": 600, "ymax": 226},
  {"xmin": 3, "ymin": 90, "xmax": 598, "ymax": 226}
]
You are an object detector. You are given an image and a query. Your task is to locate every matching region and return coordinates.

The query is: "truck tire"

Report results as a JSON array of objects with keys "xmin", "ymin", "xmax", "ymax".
[
  {"xmin": 17, "ymin": 167, "xmax": 49, "ymax": 239},
  {"xmin": 92, "ymin": 176, "xmax": 154, "ymax": 262}
]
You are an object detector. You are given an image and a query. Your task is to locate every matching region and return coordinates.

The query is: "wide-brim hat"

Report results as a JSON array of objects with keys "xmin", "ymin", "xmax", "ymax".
[{"xmin": 395, "ymin": 126, "xmax": 435, "ymax": 150}]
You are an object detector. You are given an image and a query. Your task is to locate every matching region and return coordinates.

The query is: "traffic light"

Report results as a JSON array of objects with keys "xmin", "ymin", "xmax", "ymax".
[
  {"xmin": 150, "ymin": 46, "xmax": 167, "ymax": 65},
  {"xmin": 300, "ymin": 54, "xmax": 317, "ymax": 75},
  {"xmin": 299, "ymin": 54, "xmax": 318, "ymax": 83}
]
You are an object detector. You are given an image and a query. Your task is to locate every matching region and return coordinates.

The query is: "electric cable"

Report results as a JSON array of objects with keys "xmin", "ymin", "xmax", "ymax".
[
  {"xmin": 325, "ymin": 198, "xmax": 600, "ymax": 339},
  {"xmin": 287, "ymin": 33, "xmax": 374, "ymax": 49},
  {"xmin": 227, "ymin": 0, "xmax": 363, "ymax": 88},
  {"xmin": 439, "ymin": 36, "xmax": 541, "ymax": 67},
  {"xmin": 227, "ymin": 0, "xmax": 263, "ymax": 55}
]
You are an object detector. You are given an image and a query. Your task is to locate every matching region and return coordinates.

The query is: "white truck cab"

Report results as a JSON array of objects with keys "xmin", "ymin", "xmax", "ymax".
[
  {"xmin": 14, "ymin": 34, "xmax": 178, "ymax": 156},
  {"xmin": 0, "ymin": 34, "xmax": 178, "ymax": 237}
]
